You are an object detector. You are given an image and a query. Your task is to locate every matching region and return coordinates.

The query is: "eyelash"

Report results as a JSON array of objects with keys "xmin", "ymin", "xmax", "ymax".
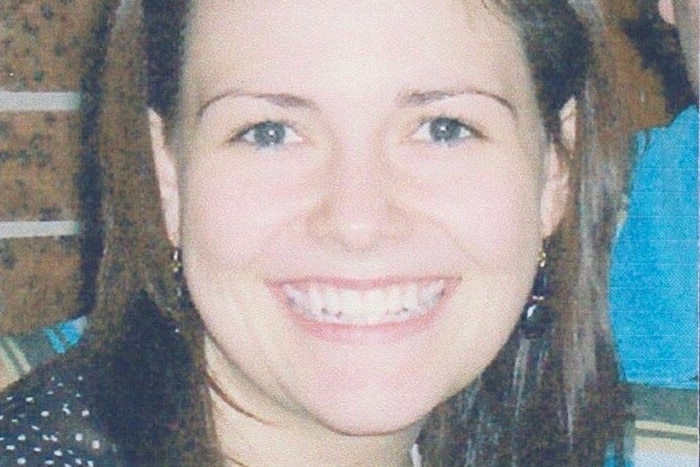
[
  {"xmin": 227, "ymin": 115, "xmax": 482, "ymax": 150},
  {"xmin": 412, "ymin": 116, "xmax": 482, "ymax": 146},
  {"xmin": 229, "ymin": 120, "xmax": 302, "ymax": 149}
]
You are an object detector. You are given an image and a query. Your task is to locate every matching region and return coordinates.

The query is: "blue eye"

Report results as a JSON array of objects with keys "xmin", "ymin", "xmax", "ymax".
[
  {"xmin": 414, "ymin": 117, "xmax": 476, "ymax": 145},
  {"xmin": 235, "ymin": 121, "xmax": 302, "ymax": 148}
]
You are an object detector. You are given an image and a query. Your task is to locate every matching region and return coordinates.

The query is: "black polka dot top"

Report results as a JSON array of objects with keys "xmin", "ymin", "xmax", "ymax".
[{"xmin": 0, "ymin": 360, "xmax": 123, "ymax": 466}]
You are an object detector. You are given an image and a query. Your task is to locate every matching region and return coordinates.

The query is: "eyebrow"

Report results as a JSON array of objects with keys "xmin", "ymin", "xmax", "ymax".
[
  {"xmin": 197, "ymin": 89, "xmax": 316, "ymax": 120},
  {"xmin": 196, "ymin": 86, "xmax": 517, "ymax": 120},
  {"xmin": 398, "ymin": 88, "xmax": 517, "ymax": 118}
]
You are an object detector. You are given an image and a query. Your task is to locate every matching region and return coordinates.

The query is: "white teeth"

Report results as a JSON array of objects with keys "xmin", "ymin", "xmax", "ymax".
[
  {"xmin": 402, "ymin": 283, "xmax": 418, "ymax": 311},
  {"xmin": 283, "ymin": 285, "xmax": 309, "ymax": 309},
  {"xmin": 364, "ymin": 288, "xmax": 385, "ymax": 315},
  {"xmin": 420, "ymin": 280, "xmax": 444, "ymax": 308},
  {"xmin": 309, "ymin": 284, "xmax": 323, "ymax": 312},
  {"xmin": 387, "ymin": 286, "xmax": 401, "ymax": 311},
  {"xmin": 339, "ymin": 289, "xmax": 359, "ymax": 313},
  {"xmin": 325, "ymin": 288, "xmax": 342, "ymax": 313},
  {"xmin": 282, "ymin": 280, "xmax": 446, "ymax": 325}
]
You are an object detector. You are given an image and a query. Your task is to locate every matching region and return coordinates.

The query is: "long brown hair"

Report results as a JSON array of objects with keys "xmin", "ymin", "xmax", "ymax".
[{"xmin": 87, "ymin": 0, "xmax": 631, "ymax": 464}]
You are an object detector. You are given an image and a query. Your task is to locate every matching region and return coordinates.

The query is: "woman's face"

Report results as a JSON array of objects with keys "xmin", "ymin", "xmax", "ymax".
[{"xmin": 152, "ymin": 0, "xmax": 569, "ymax": 435}]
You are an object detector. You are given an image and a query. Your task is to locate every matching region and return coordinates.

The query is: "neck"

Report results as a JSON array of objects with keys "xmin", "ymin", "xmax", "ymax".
[{"xmin": 205, "ymin": 337, "xmax": 422, "ymax": 466}]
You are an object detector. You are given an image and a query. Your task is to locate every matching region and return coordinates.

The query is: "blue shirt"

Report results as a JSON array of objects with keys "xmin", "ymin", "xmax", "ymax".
[{"xmin": 610, "ymin": 106, "xmax": 698, "ymax": 389}]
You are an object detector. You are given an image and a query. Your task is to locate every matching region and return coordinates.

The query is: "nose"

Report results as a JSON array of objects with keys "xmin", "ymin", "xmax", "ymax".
[{"xmin": 307, "ymin": 150, "xmax": 411, "ymax": 252}]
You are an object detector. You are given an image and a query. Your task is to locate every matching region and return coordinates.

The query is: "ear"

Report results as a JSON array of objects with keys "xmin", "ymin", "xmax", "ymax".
[
  {"xmin": 540, "ymin": 98, "xmax": 575, "ymax": 237},
  {"xmin": 149, "ymin": 109, "xmax": 181, "ymax": 247},
  {"xmin": 658, "ymin": 0, "xmax": 676, "ymax": 25}
]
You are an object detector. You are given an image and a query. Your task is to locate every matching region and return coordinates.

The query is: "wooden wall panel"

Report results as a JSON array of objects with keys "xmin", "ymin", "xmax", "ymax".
[
  {"xmin": 0, "ymin": 0, "xmax": 107, "ymax": 334},
  {"xmin": 0, "ymin": 237, "xmax": 82, "ymax": 333},
  {"xmin": 0, "ymin": 112, "xmax": 82, "ymax": 333},
  {"xmin": 0, "ymin": 0, "xmax": 99, "ymax": 91},
  {"xmin": 0, "ymin": 112, "xmax": 81, "ymax": 221}
]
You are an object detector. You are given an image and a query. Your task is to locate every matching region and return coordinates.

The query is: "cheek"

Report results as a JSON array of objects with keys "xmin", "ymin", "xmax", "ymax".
[
  {"xmin": 468, "ymin": 173, "xmax": 541, "ymax": 258},
  {"xmin": 410, "ymin": 161, "xmax": 544, "ymax": 269},
  {"xmin": 179, "ymin": 160, "xmax": 301, "ymax": 267}
]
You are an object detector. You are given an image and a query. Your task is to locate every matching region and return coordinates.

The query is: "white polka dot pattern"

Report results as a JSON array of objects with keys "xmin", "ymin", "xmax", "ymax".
[{"xmin": 0, "ymin": 370, "xmax": 122, "ymax": 466}]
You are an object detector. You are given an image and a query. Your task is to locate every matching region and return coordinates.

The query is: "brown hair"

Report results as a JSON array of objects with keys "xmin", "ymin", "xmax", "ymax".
[{"xmin": 87, "ymin": 0, "xmax": 631, "ymax": 464}]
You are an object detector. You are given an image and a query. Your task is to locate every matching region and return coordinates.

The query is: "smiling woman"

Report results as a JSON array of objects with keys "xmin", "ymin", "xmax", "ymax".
[{"xmin": 0, "ymin": 0, "xmax": 631, "ymax": 466}]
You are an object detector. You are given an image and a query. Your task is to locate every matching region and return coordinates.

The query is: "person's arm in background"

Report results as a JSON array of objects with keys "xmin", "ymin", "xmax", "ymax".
[{"xmin": 0, "ymin": 316, "xmax": 86, "ymax": 391}]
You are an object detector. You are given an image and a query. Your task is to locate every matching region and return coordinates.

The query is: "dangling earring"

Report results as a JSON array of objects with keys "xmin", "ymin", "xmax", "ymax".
[
  {"xmin": 171, "ymin": 247, "xmax": 190, "ymax": 310},
  {"xmin": 519, "ymin": 249, "xmax": 553, "ymax": 339}
]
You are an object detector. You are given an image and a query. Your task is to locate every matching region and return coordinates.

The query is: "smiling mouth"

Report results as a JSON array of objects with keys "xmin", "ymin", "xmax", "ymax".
[{"xmin": 280, "ymin": 279, "xmax": 447, "ymax": 326}]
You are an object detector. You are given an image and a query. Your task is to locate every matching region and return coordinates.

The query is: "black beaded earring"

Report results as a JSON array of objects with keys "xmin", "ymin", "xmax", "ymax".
[{"xmin": 519, "ymin": 249, "xmax": 554, "ymax": 339}]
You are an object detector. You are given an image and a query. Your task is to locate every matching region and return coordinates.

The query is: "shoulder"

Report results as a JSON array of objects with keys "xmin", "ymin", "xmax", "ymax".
[
  {"xmin": 0, "ymin": 350, "xmax": 124, "ymax": 466},
  {"xmin": 636, "ymin": 105, "xmax": 698, "ymax": 167}
]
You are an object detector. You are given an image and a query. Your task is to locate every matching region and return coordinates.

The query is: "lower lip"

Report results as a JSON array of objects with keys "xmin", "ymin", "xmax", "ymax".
[{"xmin": 268, "ymin": 279, "xmax": 457, "ymax": 345}]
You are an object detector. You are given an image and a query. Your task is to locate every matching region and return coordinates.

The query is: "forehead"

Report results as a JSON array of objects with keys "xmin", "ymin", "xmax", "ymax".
[{"xmin": 182, "ymin": 0, "xmax": 534, "ymax": 115}]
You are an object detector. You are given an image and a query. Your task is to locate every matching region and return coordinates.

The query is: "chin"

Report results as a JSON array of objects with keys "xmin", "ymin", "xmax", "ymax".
[
  {"xmin": 314, "ymin": 405, "xmax": 428, "ymax": 437},
  {"xmin": 296, "ymin": 379, "xmax": 451, "ymax": 437}
]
